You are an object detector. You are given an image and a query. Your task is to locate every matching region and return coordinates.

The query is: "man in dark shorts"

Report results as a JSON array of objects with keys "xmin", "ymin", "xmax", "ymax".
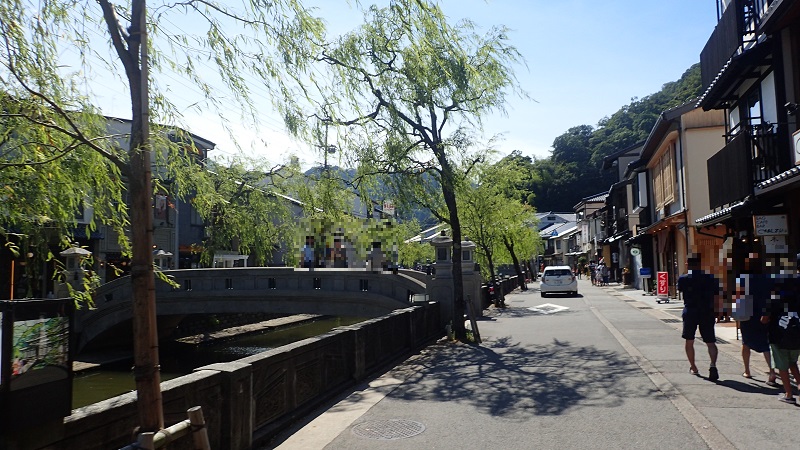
[{"xmin": 677, "ymin": 254, "xmax": 720, "ymax": 381}]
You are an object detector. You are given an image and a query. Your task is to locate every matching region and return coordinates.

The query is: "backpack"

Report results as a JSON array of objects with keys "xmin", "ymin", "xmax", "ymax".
[{"xmin": 778, "ymin": 313, "xmax": 800, "ymax": 350}]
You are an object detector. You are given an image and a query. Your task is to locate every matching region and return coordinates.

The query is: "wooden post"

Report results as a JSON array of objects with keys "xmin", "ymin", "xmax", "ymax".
[
  {"xmin": 188, "ymin": 406, "xmax": 211, "ymax": 450},
  {"xmin": 136, "ymin": 432, "xmax": 155, "ymax": 450},
  {"xmin": 465, "ymin": 296, "xmax": 481, "ymax": 344}
]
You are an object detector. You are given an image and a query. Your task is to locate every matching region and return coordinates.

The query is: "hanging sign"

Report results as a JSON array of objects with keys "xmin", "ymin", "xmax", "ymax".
[
  {"xmin": 754, "ymin": 214, "xmax": 788, "ymax": 236},
  {"xmin": 764, "ymin": 235, "xmax": 788, "ymax": 254}
]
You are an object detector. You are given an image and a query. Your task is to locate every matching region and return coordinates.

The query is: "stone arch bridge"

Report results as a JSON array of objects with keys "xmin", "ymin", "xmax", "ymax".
[{"xmin": 76, "ymin": 267, "xmax": 428, "ymax": 352}]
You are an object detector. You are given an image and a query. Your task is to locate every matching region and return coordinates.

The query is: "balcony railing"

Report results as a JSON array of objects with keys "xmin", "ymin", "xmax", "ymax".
[
  {"xmin": 707, "ymin": 125, "xmax": 783, "ymax": 209},
  {"xmin": 701, "ymin": 0, "xmax": 745, "ymax": 90},
  {"xmin": 700, "ymin": 0, "xmax": 776, "ymax": 91}
]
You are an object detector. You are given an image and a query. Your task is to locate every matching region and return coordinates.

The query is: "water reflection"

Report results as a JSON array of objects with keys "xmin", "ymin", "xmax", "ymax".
[{"xmin": 72, "ymin": 316, "xmax": 365, "ymax": 409}]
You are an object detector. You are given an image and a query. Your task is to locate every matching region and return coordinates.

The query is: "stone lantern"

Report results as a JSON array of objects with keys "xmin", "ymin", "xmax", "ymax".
[
  {"xmin": 427, "ymin": 231, "xmax": 454, "ymax": 325},
  {"xmin": 57, "ymin": 246, "xmax": 91, "ymax": 297},
  {"xmin": 460, "ymin": 238, "xmax": 483, "ymax": 317},
  {"xmin": 429, "ymin": 231, "xmax": 453, "ymax": 278}
]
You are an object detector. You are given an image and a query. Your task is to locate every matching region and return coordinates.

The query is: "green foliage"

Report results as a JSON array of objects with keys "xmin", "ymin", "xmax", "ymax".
[
  {"xmin": 301, "ymin": 0, "xmax": 524, "ymax": 339},
  {"xmin": 1, "ymin": 0, "xmax": 326, "ymax": 301},
  {"xmin": 459, "ymin": 159, "xmax": 540, "ymax": 280},
  {"xmin": 185, "ymin": 156, "xmax": 296, "ymax": 266}
]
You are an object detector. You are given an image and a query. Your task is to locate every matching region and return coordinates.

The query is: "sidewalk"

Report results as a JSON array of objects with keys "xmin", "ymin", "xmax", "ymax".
[
  {"xmin": 266, "ymin": 279, "xmax": 796, "ymax": 450},
  {"xmin": 597, "ymin": 281, "xmax": 753, "ymax": 372}
]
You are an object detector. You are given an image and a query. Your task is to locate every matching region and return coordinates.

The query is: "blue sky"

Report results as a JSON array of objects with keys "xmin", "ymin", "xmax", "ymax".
[{"xmin": 92, "ymin": 1, "xmax": 720, "ymax": 167}]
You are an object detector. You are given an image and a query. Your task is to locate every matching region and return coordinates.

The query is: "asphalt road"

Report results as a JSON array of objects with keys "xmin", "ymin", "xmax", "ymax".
[{"xmin": 267, "ymin": 279, "xmax": 796, "ymax": 450}]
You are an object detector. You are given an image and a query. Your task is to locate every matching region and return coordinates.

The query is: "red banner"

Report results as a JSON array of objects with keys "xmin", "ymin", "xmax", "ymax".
[{"xmin": 657, "ymin": 271, "xmax": 669, "ymax": 297}]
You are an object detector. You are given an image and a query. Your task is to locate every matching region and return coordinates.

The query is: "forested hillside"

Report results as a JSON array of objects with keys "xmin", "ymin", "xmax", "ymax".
[{"xmin": 505, "ymin": 63, "xmax": 703, "ymax": 213}]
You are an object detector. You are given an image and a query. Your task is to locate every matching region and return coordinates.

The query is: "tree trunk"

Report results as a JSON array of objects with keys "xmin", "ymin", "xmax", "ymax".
[
  {"xmin": 503, "ymin": 236, "xmax": 527, "ymax": 291},
  {"xmin": 127, "ymin": 0, "xmax": 164, "ymax": 432},
  {"xmin": 438, "ymin": 153, "xmax": 466, "ymax": 340}
]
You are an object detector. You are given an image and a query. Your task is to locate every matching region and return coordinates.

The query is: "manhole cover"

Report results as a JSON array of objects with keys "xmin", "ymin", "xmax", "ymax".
[
  {"xmin": 352, "ymin": 419, "xmax": 426, "ymax": 440},
  {"xmin": 661, "ymin": 318, "xmax": 681, "ymax": 323}
]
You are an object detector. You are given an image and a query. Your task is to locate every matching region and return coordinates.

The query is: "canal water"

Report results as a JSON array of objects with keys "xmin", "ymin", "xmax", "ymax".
[{"xmin": 72, "ymin": 316, "xmax": 365, "ymax": 409}]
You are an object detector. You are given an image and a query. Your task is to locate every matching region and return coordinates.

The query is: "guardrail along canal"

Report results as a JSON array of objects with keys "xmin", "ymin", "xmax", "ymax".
[{"xmin": 72, "ymin": 316, "xmax": 365, "ymax": 409}]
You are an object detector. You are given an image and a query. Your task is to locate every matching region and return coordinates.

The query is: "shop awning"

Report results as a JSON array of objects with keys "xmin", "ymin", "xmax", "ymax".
[
  {"xmin": 755, "ymin": 166, "xmax": 800, "ymax": 196},
  {"xmin": 605, "ymin": 231, "xmax": 631, "ymax": 243},
  {"xmin": 695, "ymin": 198, "xmax": 752, "ymax": 225}
]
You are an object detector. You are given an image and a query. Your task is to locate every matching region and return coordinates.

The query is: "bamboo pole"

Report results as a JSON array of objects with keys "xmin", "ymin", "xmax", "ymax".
[
  {"xmin": 188, "ymin": 406, "xmax": 211, "ymax": 450},
  {"xmin": 119, "ymin": 407, "xmax": 208, "ymax": 450}
]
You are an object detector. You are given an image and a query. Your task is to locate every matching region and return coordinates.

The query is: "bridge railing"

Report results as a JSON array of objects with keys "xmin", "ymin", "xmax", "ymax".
[{"xmin": 76, "ymin": 268, "xmax": 427, "ymax": 352}]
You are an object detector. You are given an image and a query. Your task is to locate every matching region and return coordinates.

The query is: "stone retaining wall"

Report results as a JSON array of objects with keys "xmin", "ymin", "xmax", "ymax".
[{"xmin": 5, "ymin": 303, "xmax": 441, "ymax": 450}]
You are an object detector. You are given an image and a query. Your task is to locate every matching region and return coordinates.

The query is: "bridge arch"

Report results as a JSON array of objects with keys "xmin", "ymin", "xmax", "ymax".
[{"xmin": 77, "ymin": 268, "xmax": 427, "ymax": 352}]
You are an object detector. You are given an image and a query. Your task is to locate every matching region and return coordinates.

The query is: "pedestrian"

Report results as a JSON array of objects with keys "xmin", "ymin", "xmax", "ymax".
[
  {"xmin": 734, "ymin": 253, "xmax": 777, "ymax": 385},
  {"xmin": 677, "ymin": 253, "xmax": 720, "ymax": 381},
  {"xmin": 302, "ymin": 236, "xmax": 315, "ymax": 269},
  {"xmin": 589, "ymin": 260, "xmax": 597, "ymax": 286},
  {"xmin": 601, "ymin": 263, "xmax": 610, "ymax": 286},
  {"xmin": 761, "ymin": 254, "xmax": 800, "ymax": 404}
]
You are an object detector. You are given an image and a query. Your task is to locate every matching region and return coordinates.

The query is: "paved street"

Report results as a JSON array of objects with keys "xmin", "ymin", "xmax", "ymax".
[{"xmin": 267, "ymin": 279, "xmax": 794, "ymax": 450}]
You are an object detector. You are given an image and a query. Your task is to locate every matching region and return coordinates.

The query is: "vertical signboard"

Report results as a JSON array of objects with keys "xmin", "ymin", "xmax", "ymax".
[
  {"xmin": 382, "ymin": 200, "xmax": 395, "ymax": 217},
  {"xmin": 657, "ymin": 271, "xmax": 669, "ymax": 299}
]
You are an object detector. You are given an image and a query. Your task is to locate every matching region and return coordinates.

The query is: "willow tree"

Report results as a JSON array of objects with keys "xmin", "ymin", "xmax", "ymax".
[
  {"xmin": 1, "ymin": 0, "xmax": 322, "ymax": 433},
  {"xmin": 496, "ymin": 201, "xmax": 540, "ymax": 290},
  {"xmin": 309, "ymin": 0, "xmax": 524, "ymax": 339}
]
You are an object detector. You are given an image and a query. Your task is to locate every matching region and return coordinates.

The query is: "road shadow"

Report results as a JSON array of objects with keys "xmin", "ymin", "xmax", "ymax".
[{"xmin": 380, "ymin": 336, "xmax": 660, "ymax": 421}]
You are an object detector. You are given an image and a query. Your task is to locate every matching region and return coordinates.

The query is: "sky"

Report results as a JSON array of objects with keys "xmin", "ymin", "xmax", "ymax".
[{"xmin": 88, "ymin": 0, "xmax": 720, "ymax": 168}]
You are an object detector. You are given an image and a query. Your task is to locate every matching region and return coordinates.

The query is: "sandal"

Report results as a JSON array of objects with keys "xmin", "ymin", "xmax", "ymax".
[
  {"xmin": 690, "ymin": 368, "xmax": 699, "ymax": 376},
  {"xmin": 742, "ymin": 373, "xmax": 753, "ymax": 379},
  {"xmin": 767, "ymin": 378, "xmax": 779, "ymax": 387}
]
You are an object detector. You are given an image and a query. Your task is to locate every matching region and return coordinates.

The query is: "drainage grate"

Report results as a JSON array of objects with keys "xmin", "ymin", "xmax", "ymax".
[
  {"xmin": 352, "ymin": 419, "xmax": 426, "ymax": 440},
  {"xmin": 637, "ymin": 306, "xmax": 653, "ymax": 309},
  {"xmin": 661, "ymin": 318, "xmax": 681, "ymax": 323}
]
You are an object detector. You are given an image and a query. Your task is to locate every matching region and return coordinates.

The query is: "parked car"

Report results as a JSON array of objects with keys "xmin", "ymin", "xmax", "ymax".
[{"xmin": 539, "ymin": 265, "xmax": 578, "ymax": 297}]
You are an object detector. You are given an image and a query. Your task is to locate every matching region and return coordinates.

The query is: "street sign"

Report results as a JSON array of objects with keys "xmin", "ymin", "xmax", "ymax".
[
  {"xmin": 639, "ymin": 267, "xmax": 652, "ymax": 278},
  {"xmin": 657, "ymin": 271, "xmax": 669, "ymax": 298}
]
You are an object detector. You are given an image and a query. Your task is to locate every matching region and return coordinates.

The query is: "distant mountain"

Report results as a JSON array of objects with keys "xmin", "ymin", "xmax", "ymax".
[{"xmin": 519, "ymin": 63, "xmax": 702, "ymax": 212}]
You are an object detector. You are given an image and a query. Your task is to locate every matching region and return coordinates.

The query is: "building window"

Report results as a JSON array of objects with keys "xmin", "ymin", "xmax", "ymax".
[
  {"xmin": 191, "ymin": 208, "xmax": 203, "ymax": 226},
  {"xmin": 313, "ymin": 277, "xmax": 321, "ymax": 290},
  {"xmin": 360, "ymin": 279, "xmax": 369, "ymax": 291},
  {"xmin": 652, "ymin": 143, "xmax": 675, "ymax": 210},
  {"xmin": 268, "ymin": 277, "xmax": 276, "ymax": 289}
]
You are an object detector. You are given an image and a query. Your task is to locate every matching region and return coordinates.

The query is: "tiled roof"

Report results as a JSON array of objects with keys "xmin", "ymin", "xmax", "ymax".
[
  {"xmin": 755, "ymin": 166, "xmax": 800, "ymax": 191},
  {"xmin": 695, "ymin": 198, "xmax": 751, "ymax": 225}
]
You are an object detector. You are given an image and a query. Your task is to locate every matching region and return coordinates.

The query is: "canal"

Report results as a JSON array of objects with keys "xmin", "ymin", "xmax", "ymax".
[{"xmin": 72, "ymin": 316, "xmax": 365, "ymax": 409}]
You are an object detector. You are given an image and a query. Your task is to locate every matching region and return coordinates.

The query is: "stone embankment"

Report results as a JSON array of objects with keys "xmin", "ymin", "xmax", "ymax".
[{"xmin": 174, "ymin": 314, "xmax": 322, "ymax": 344}]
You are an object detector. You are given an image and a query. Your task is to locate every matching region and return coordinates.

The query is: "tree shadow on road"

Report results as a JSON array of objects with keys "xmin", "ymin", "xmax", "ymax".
[{"xmin": 383, "ymin": 336, "xmax": 662, "ymax": 421}]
